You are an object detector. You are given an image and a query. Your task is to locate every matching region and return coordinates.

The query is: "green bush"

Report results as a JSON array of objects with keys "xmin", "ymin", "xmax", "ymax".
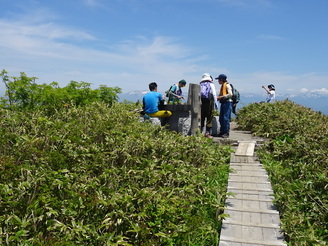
[
  {"xmin": 237, "ymin": 100, "xmax": 328, "ymax": 245},
  {"xmin": 0, "ymin": 102, "xmax": 231, "ymax": 245},
  {"xmin": 0, "ymin": 69, "xmax": 122, "ymax": 115}
]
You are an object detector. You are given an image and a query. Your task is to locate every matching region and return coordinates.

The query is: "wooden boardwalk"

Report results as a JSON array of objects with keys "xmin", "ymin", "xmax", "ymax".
[{"xmin": 219, "ymin": 140, "xmax": 287, "ymax": 246}]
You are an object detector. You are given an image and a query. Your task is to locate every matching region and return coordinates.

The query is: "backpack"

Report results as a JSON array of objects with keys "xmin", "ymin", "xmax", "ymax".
[
  {"xmin": 165, "ymin": 85, "xmax": 174, "ymax": 97},
  {"xmin": 200, "ymin": 82, "xmax": 212, "ymax": 99},
  {"xmin": 230, "ymin": 83, "xmax": 240, "ymax": 104}
]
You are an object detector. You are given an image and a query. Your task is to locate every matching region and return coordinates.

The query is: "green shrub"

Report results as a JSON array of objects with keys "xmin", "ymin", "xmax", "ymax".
[
  {"xmin": 237, "ymin": 100, "xmax": 328, "ymax": 245},
  {"xmin": 0, "ymin": 102, "xmax": 231, "ymax": 245},
  {"xmin": 0, "ymin": 69, "xmax": 122, "ymax": 115}
]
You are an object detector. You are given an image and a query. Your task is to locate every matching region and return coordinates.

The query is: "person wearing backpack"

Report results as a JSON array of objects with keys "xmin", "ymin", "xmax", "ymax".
[
  {"xmin": 215, "ymin": 74, "xmax": 233, "ymax": 138},
  {"xmin": 166, "ymin": 79, "xmax": 187, "ymax": 104},
  {"xmin": 199, "ymin": 73, "xmax": 218, "ymax": 138}
]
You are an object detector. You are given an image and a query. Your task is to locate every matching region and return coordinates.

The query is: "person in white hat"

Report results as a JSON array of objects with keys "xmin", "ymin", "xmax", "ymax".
[{"xmin": 199, "ymin": 73, "xmax": 218, "ymax": 138}]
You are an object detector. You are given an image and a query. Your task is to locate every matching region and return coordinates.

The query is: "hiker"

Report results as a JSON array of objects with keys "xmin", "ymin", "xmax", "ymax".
[
  {"xmin": 143, "ymin": 82, "xmax": 172, "ymax": 125},
  {"xmin": 167, "ymin": 79, "xmax": 187, "ymax": 104},
  {"xmin": 216, "ymin": 74, "xmax": 233, "ymax": 138},
  {"xmin": 199, "ymin": 73, "xmax": 218, "ymax": 138},
  {"xmin": 262, "ymin": 84, "xmax": 276, "ymax": 103}
]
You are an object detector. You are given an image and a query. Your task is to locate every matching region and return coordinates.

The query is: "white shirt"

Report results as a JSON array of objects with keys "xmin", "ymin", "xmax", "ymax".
[{"xmin": 266, "ymin": 90, "xmax": 275, "ymax": 103}]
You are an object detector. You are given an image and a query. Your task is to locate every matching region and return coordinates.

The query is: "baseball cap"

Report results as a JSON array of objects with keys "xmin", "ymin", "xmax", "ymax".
[
  {"xmin": 179, "ymin": 79, "xmax": 187, "ymax": 87},
  {"xmin": 215, "ymin": 74, "xmax": 227, "ymax": 81}
]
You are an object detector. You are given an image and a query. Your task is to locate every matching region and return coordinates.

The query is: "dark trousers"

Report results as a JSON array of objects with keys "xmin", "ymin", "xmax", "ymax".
[{"xmin": 201, "ymin": 98, "xmax": 214, "ymax": 132}]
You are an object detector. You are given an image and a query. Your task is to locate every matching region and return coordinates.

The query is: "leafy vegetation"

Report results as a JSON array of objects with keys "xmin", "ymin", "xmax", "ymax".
[
  {"xmin": 0, "ymin": 71, "xmax": 231, "ymax": 245},
  {"xmin": 1, "ymin": 69, "xmax": 121, "ymax": 114},
  {"xmin": 237, "ymin": 100, "xmax": 328, "ymax": 245}
]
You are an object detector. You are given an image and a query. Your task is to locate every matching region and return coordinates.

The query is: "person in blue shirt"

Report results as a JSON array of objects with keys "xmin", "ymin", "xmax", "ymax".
[{"xmin": 143, "ymin": 82, "xmax": 172, "ymax": 118}]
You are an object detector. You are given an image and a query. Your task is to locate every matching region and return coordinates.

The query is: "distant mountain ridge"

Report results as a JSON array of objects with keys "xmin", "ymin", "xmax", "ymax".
[{"xmin": 119, "ymin": 90, "xmax": 328, "ymax": 115}]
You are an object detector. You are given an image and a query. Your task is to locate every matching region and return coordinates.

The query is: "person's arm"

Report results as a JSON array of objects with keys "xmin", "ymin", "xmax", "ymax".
[
  {"xmin": 225, "ymin": 84, "xmax": 233, "ymax": 98},
  {"xmin": 209, "ymin": 83, "xmax": 219, "ymax": 109},
  {"xmin": 168, "ymin": 85, "xmax": 182, "ymax": 99},
  {"xmin": 157, "ymin": 93, "xmax": 165, "ymax": 108},
  {"xmin": 158, "ymin": 93, "xmax": 164, "ymax": 102},
  {"xmin": 262, "ymin": 85, "xmax": 270, "ymax": 94}
]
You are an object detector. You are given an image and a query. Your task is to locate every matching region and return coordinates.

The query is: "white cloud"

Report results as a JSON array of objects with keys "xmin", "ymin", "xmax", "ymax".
[
  {"xmin": 311, "ymin": 88, "xmax": 328, "ymax": 95},
  {"xmin": 1, "ymin": 6, "xmax": 327, "ymax": 95},
  {"xmin": 0, "ymin": 14, "xmax": 198, "ymax": 92},
  {"xmin": 136, "ymin": 37, "xmax": 188, "ymax": 59},
  {"xmin": 0, "ymin": 20, "xmax": 96, "ymax": 58},
  {"xmin": 0, "ymin": 15, "xmax": 187, "ymax": 63},
  {"xmin": 116, "ymin": 36, "xmax": 189, "ymax": 60}
]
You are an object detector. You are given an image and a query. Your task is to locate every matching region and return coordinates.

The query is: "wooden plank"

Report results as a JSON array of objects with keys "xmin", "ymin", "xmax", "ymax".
[
  {"xmin": 235, "ymin": 141, "xmax": 256, "ymax": 156},
  {"xmin": 220, "ymin": 136, "xmax": 287, "ymax": 246}
]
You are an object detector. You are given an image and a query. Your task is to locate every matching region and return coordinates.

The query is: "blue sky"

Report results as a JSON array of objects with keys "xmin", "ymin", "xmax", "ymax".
[{"xmin": 1, "ymin": 0, "xmax": 328, "ymax": 96}]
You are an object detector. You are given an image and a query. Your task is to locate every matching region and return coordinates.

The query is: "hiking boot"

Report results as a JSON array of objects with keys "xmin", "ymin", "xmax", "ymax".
[{"xmin": 221, "ymin": 133, "xmax": 229, "ymax": 138}]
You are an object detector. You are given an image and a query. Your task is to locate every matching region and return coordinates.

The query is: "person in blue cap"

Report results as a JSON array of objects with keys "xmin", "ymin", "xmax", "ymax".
[{"xmin": 215, "ymin": 74, "xmax": 233, "ymax": 138}]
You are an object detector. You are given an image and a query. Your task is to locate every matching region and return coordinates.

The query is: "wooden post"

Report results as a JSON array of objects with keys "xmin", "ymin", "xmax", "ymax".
[{"xmin": 188, "ymin": 83, "xmax": 201, "ymax": 136}]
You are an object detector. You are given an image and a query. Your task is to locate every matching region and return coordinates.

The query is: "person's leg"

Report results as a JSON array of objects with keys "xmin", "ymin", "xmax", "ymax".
[
  {"xmin": 219, "ymin": 103, "xmax": 224, "ymax": 134},
  {"xmin": 201, "ymin": 99, "xmax": 210, "ymax": 133},
  {"xmin": 149, "ymin": 110, "xmax": 172, "ymax": 118},
  {"xmin": 205, "ymin": 100, "xmax": 214, "ymax": 135},
  {"xmin": 226, "ymin": 102, "xmax": 232, "ymax": 133},
  {"xmin": 220, "ymin": 102, "xmax": 232, "ymax": 135},
  {"xmin": 201, "ymin": 105, "xmax": 206, "ymax": 132},
  {"xmin": 149, "ymin": 110, "xmax": 172, "ymax": 126}
]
